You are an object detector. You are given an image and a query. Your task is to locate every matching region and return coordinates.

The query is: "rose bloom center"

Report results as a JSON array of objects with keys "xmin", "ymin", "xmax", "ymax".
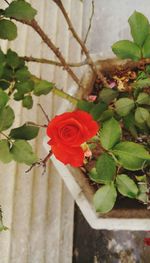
[{"xmin": 59, "ymin": 124, "xmax": 79, "ymax": 142}]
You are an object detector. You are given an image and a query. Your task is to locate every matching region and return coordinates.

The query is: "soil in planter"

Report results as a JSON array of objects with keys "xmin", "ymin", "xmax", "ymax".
[{"xmin": 80, "ymin": 61, "xmax": 150, "ymax": 218}]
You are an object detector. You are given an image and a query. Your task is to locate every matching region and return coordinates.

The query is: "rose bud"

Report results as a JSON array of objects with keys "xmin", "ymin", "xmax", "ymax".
[{"xmin": 47, "ymin": 110, "xmax": 99, "ymax": 167}]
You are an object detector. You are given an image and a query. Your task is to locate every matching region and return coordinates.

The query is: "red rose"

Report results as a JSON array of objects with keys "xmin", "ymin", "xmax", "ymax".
[{"xmin": 47, "ymin": 110, "xmax": 99, "ymax": 167}]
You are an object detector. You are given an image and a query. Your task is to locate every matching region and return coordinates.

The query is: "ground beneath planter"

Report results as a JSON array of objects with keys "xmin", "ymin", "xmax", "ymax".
[{"xmin": 73, "ymin": 204, "xmax": 150, "ymax": 263}]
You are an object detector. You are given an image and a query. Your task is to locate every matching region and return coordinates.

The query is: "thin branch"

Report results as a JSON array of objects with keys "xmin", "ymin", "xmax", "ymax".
[
  {"xmin": 3, "ymin": 0, "xmax": 9, "ymax": 5},
  {"xmin": 37, "ymin": 103, "xmax": 50, "ymax": 123},
  {"xmin": 13, "ymin": 18, "xmax": 83, "ymax": 89},
  {"xmin": 83, "ymin": 0, "xmax": 94, "ymax": 46},
  {"xmin": 25, "ymin": 121, "xmax": 47, "ymax": 128},
  {"xmin": 25, "ymin": 150, "xmax": 53, "ymax": 175},
  {"xmin": 0, "ymin": 131, "xmax": 11, "ymax": 141},
  {"xmin": 22, "ymin": 56, "xmax": 87, "ymax": 67},
  {"xmin": 52, "ymin": 0, "xmax": 109, "ymax": 88}
]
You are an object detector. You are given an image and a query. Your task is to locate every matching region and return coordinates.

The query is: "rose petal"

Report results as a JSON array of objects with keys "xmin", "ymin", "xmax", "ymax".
[{"xmin": 50, "ymin": 143, "xmax": 84, "ymax": 167}]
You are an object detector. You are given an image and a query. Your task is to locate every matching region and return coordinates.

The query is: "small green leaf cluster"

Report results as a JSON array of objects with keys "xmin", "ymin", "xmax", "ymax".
[
  {"xmin": 0, "ymin": 47, "xmax": 54, "ymax": 167},
  {"xmin": 112, "ymin": 11, "xmax": 150, "ymax": 61},
  {"xmin": 0, "ymin": 0, "xmax": 37, "ymax": 41},
  {"xmin": 0, "ymin": 48, "xmax": 54, "ymax": 110}
]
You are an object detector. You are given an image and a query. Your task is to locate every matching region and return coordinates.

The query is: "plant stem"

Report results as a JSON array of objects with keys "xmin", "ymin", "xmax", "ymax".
[
  {"xmin": 0, "ymin": 131, "xmax": 11, "ymax": 140},
  {"xmin": 25, "ymin": 121, "xmax": 47, "ymax": 128},
  {"xmin": 52, "ymin": 0, "xmax": 109, "ymax": 88},
  {"xmin": 83, "ymin": 0, "xmax": 94, "ymax": 46},
  {"xmin": 14, "ymin": 18, "xmax": 83, "ymax": 89},
  {"xmin": 22, "ymin": 56, "xmax": 87, "ymax": 67},
  {"xmin": 31, "ymin": 74, "xmax": 78, "ymax": 105},
  {"xmin": 52, "ymin": 86, "xmax": 78, "ymax": 105},
  {"xmin": 37, "ymin": 104, "xmax": 50, "ymax": 123}
]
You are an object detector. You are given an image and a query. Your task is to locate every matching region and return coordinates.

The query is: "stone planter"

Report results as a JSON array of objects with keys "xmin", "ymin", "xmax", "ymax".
[{"xmin": 44, "ymin": 58, "xmax": 150, "ymax": 230}]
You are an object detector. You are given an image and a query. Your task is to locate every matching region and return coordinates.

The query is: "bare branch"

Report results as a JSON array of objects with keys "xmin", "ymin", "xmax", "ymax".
[
  {"xmin": 22, "ymin": 56, "xmax": 88, "ymax": 67},
  {"xmin": 52, "ymin": 0, "xmax": 109, "ymax": 88},
  {"xmin": 3, "ymin": 0, "xmax": 9, "ymax": 5},
  {"xmin": 13, "ymin": 18, "xmax": 83, "ymax": 89},
  {"xmin": 38, "ymin": 103, "xmax": 50, "ymax": 123},
  {"xmin": 25, "ymin": 121, "xmax": 48, "ymax": 128},
  {"xmin": 83, "ymin": 0, "xmax": 94, "ymax": 46},
  {"xmin": 25, "ymin": 150, "xmax": 52, "ymax": 175}
]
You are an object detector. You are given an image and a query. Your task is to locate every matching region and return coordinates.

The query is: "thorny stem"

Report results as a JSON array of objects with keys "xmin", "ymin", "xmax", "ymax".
[
  {"xmin": 22, "ymin": 56, "xmax": 87, "ymax": 67},
  {"xmin": 14, "ymin": 18, "xmax": 83, "ymax": 89},
  {"xmin": 52, "ymin": 0, "xmax": 109, "ymax": 88},
  {"xmin": 25, "ymin": 150, "xmax": 53, "ymax": 175}
]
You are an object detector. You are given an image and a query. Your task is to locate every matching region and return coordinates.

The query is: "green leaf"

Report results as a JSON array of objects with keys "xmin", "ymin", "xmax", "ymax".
[
  {"xmin": 0, "ymin": 48, "xmax": 5, "ymax": 64},
  {"xmin": 22, "ymin": 95, "xmax": 33, "ymax": 109},
  {"xmin": 115, "ymin": 98, "xmax": 135, "ymax": 116},
  {"xmin": 13, "ymin": 92, "xmax": 24, "ymax": 101},
  {"xmin": 0, "ymin": 139, "xmax": 13, "ymax": 163},
  {"xmin": 5, "ymin": 0, "xmax": 37, "ymax": 21},
  {"xmin": 142, "ymin": 35, "xmax": 150, "ymax": 58},
  {"xmin": 96, "ymin": 153, "xmax": 116, "ymax": 183},
  {"xmin": 89, "ymin": 168, "xmax": 100, "ymax": 183},
  {"xmin": 77, "ymin": 100, "xmax": 94, "ymax": 112},
  {"xmin": 93, "ymin": 183, "xmax": 117, "ymax": 213},
  {"xmin": 136, "ymin": 92, "xmax": 150, "ymax": 105},
  {"xmin": 90, "ymin": 101, "xmax": 107, "ymax": 120},
  {"xmin": 0, "ymin": 106, "xmax": 15, "ymax": 131},
  {"xmin": 136, "ymin": 183, "xmax": 147, "ymax": 203},
  {"xmin": 99, "ymin": 88, "xmax": 118, "ymax": 104},
  {"xmin": 128, "ymin": 11, "xmax": 149, "ymax": 46},
  {"xmin": 0, "ymin": 89, "xmax": 9, "ymax": 109},
  {"xmin": 100, "ymin": 118, "xmax": 121, "ymax": 150},
  {"xmin": 15, "ymin": 67, "xmax": 31, "ymax": 81},
  {"xmin": 123, "ymin": 113, "xmax": 138, "ymax": 138},
  {"xmin": 11, "ymin": 140, "xmax": 38, "ymax": 165},
  {"xmin": 133, "ymin": 78, "xmax": 150, "ymax": 89},
  {"xmin": 98, "ymin": 109, "xmax": 114, "ymax": 122},
  {"xmin": 0, "ymin": 19, "xmax": 17, "ymax": 41},
  {"xmin": 15, "ymin": 80, "xmax": 34, "ymax": 94},
  {"xmin": 112, "ymin": 40, "xmax": 141, "ymax": 61},
  {"xmin": 147, "ymin": 115, "xmax": 150, "ymax": 128},
  {"xmin": 113, "ymin": 141, "xmax": 150, "ymax": 170},
  {"xmin": 33, "ymin": 80, "xmax": 53, "ymax": 96},
  {"xmin": 116, "ymin": 174, "xmax": 138, "ymax": 198},
  {"xmin": 6, "ymin": 49, "xmax": 20, "ymax": 69},
  {"xmin": 135, "ymin": 107, "xmax": 149, "ymax": 123},
  {"xmin": 10, "ymin": 123, "xmax": 39, "ymax": 140}
]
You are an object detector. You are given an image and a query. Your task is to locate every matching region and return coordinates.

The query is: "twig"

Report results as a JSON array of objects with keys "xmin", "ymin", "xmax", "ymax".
[
  {"xmin": 52, "ymin": 0, "xmax": 109, "ymax": 88},
  {"xmin": 3, "ymin": 0, "xmax": 9, "ymax": 5},
  {"xmin": 22, "ymin": 56, "xmax": 87, "ymax": 67},
  {"xmin": 25, "ymin": 150, "xmax": 52, "ymax": 175},
  {"xmin": 25, "ymin": 121, "xmax": 47, "ymax": 128},
  {"xmin": 38, "ymin": 103, "xmax": 50, "ymax": 123},
  {"xmin": 83, "ymin": 0, "xmax": 94, "ymax": 46},
  {"xmin": 0, "ymin": 131, "xmax": 11, "ymax": 141},
  {"xmin": 13, "ymin": 18, "xmax": 83, "ymax": 89}
]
